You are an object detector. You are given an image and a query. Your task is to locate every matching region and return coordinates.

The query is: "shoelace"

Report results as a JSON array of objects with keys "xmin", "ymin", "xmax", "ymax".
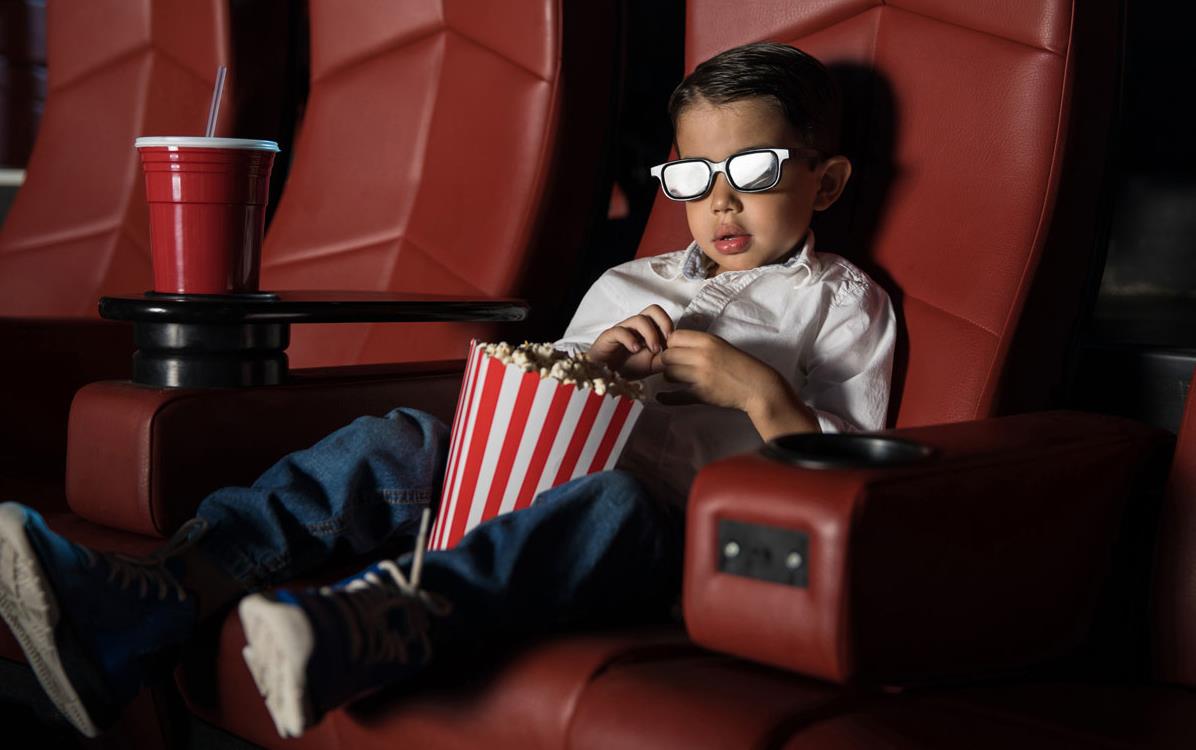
[
  {"xmin": 82, "ymin": 518, "xmax": 208, "ymax": 602},
  {"xmin": 323, "ymin": 508, "xmax": 452, "ymax": 665}
]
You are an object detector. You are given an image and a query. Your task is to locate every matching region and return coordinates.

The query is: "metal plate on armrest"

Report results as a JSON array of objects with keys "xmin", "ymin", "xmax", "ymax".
[{"xmin": 717, "ymin": 519, "xmax": 808, "ymax": 588}]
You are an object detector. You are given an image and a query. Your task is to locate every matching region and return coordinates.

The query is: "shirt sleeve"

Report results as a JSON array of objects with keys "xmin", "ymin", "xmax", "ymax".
[
  {"xmin": 552, "ymin": 268, "xmax": 628, "ymax": 356},
  {"xmin": 800, "ymin": 277, "xmax": 896, "ymax": 433}
]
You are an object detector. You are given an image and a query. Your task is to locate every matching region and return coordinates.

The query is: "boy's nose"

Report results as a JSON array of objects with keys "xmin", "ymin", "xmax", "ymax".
[{"xmin": 708, "ymin": 173, "xmax": 741, "ymax": 212}]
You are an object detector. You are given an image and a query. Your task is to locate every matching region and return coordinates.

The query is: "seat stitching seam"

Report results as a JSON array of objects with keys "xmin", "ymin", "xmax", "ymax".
[
  {"xmin": 903, "ymin": 290, "xmax": 1000, "ymax": 338},
  {"xmin": 885, "ymin": 3, "xmax": 1065, "ymax": 55}
]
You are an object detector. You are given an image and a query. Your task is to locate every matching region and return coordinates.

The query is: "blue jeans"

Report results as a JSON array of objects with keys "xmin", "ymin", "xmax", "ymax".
[{"xmin": 194, "ymin": 408, "xmax": 684, "ymax": 633}]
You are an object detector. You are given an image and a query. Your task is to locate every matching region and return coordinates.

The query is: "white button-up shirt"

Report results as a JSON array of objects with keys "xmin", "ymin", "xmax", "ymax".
[{"xmin": 553, "ymin": 232, "xmax": 896, "ymax": 506}]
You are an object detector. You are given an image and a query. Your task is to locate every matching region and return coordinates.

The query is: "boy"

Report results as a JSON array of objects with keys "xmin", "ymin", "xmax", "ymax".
[{"xmin": 0, "ymin": 42, "xmax": 893, "ymax": 739}]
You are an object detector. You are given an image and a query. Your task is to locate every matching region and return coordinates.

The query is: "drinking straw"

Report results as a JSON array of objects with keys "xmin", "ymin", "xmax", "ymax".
[{"xmin": 204, "ymin": 66, "xmax": 228, "ymax": 138}]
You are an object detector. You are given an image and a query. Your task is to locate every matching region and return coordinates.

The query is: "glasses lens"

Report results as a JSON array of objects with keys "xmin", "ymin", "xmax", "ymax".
[
  {"xmin": 661, "ymin": 161, "xmax": 712, "ymax": 199},
  {"xmin": 727, "ymin": 151, "xmax": 779, "ymax": 191}
]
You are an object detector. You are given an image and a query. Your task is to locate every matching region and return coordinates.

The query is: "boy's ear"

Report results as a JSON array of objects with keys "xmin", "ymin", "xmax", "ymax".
[{"xmin": 812, "ymin": 156, "xmax": 852, "ymax": 211}]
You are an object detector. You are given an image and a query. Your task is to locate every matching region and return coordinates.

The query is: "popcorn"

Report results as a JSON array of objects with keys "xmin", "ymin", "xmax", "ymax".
[
  {"xmin": 429, "ymin": 341, "xmax": 645, "ymax": 550},
  {"xmin": 480, "ymin": 341, "xmax": 643, "ymax": 400}
]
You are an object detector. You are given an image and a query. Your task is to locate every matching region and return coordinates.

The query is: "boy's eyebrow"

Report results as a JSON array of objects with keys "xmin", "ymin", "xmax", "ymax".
[{"xmin": 676, "ymin": 143, "xmax": 781, "ymax": 160}]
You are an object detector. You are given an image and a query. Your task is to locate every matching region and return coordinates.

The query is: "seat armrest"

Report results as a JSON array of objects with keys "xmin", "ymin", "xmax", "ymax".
[
  {"xmin": 66, "ymin": 362, "xmax": 465, "ymax": 537},
  {"xmin": 683, "ymin": 411, "xmax": 1171, "ymax": 685}
]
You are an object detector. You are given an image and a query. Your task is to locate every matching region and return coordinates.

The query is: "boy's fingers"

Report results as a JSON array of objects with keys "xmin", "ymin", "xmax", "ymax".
[
  {"xmin": 649, "ymin": 350, "xmax": 667, "ymax": 373},
  {"xmin": 662, "ymin": 363, "xmax": 697, "ymax": 384},
  {"xmin": 659, "ymin": 347, "xmax": 701, "ymax": 367},
  {"xmin": 666, "ymin": 329, "xmax": 705, "ymax": 347},
  {"xmin": 640, "ymin": 305, "xmax": 675, "ymax": 339},
  {"xmin": 623, "ymin": 315, "xmax": 665, "ymax": 352},
  {"xmin": 607, "ymin": 326, "xmax": 646, "ymax": 353}
]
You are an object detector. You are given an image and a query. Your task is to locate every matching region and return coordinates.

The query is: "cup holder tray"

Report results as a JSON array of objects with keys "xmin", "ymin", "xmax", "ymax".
[{"xmin": 762, "ymin": 432, "xmax": 935, "ymax": 470}]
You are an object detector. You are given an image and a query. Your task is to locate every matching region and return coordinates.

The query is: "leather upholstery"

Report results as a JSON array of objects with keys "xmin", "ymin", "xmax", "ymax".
[
  {"xmin": 568, "ymin": 655, "xmax": 842, "ymax": 750},
  {"xmin": 569, "ymin": 658, "xmax": 1195, "ymax": 749},
  {"xmin": 0, "ymin": 0, "xmax": 234, "ymax": 316},
  {"xmin": 328, "ymin": 628, "xmax": 696, "ymax": 750},
  {"xmin": 259, "ymin": 0, "xmax": 615, "ymax": 368},
  {"xmin": 684, "ymin": 411, "xmax": 1169, "ymax": 683},
  {"xmin": 60, "ymin": 0, "xmax": 620, "ymax": 534},
  {"xmin": 176, "ymin": 616, "xmax": 695, "ymax": 750},
  {"xmin": 67, "ymin": 366, "xmax": 464, "ymax": 537},
  {"xmin": 637, "ymin": 0, "xmax": 1083, "ymax": 429},
  {"xmin": 0, "ymin": 1, "xmax": 241, "ymax": 502},
  {"xmin": 1152, "ymin": 364, "xmax": 1196, "ymax": 686}
]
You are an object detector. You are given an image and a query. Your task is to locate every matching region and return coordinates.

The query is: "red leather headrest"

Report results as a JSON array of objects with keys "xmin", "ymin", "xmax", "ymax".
[
  {"xmin": 0, "ymin": 0, "xmax": 234, "ymax": 317},
  {"xmin": 262, "ymin": 0, "xmax": 615, "ymax": 368},
  {"xmin": 638, "ymin": 1, "xmax": 1079, "ymax": 429}
]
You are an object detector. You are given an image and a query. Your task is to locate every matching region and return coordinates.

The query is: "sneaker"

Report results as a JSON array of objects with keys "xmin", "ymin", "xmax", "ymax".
[
  {"xmin": 0, "ymin": 503, "xmax": 205, "ymax": 736},
  {"xmin": 240, "ymin": 508, "xmax": 451, "ymax": 738}
]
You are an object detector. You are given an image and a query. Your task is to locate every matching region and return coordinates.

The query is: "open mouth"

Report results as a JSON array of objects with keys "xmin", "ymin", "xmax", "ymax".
[{"xmin": 713, "ymin": 227, "xmax": 752, "ymax": 254}]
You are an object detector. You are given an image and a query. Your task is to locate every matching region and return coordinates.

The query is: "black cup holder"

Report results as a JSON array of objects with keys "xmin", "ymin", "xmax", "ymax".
[{"xmin": 762, "ymin": 433, "xmax": 936, "ymax": 470}]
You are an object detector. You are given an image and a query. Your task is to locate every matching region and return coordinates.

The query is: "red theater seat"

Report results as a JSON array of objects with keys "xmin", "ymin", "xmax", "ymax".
[
  {"xmin": 5, "ymin": 0, "xmax": 622, "ymax": 743},
  {"xmin": 0, "ymin": 0, "xmax": 236, "ymax": 318},
  {"xmin": 62, "ymin": 0, "xmax": 620, "ymax": 536},
  {"xmin": 637, "ymin": 0, "xmax": 1121, "ymax": 427},
  {"xmin": 0, "ymin": 0, "xmax": 289, "ymax": 508},
  {"xmin": 167, "ymin": 1, "xmax": 1160, "ymax": 747},
  {"xmin": 259, "ymin": 0, "xmax": 608, "ymax": 367}
]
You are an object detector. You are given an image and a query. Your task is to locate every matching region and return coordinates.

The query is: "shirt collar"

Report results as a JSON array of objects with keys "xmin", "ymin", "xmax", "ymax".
[{"xmin": 652, "ymin": 230, "xmax": 820, "ymax": 286}]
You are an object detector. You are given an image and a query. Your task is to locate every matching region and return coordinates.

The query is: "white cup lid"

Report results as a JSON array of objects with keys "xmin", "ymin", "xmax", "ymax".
[{"xmin": 135, "ymin": 136, "xmax": 280, "ymax": 152}]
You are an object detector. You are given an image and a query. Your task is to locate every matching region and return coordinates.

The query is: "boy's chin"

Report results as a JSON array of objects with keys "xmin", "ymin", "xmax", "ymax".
[{"xmin": 711, "ymin": 251, "xmax": 762, "ymax": 273}]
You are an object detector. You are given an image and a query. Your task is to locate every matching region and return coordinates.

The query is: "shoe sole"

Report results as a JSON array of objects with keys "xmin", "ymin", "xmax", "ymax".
[
  {"xmin": 0, "ymin": 504, "xmax": 99, "ymax": 737},
  {"xmin": 239, "ymin": 594, "xmax": 316, "ymax": 738}
]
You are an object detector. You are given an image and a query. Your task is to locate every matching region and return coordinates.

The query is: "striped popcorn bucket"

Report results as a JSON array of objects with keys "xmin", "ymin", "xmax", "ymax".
[{"xmin": 429, "ymin": 341, "xmax": 644, "ymax": 550}]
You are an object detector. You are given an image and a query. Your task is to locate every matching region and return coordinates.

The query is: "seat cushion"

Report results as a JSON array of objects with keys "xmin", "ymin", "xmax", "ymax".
[
  {"xmin": 178, "ymin": 613, "xmax": 698, "ymax": 750},
  {"xmin": 567, "ymin": 654, "xmax": 845, "ymax": 750},
  {"xmin": 570, "ymin": 658, "xmax": 1196, "ymax": 750}
]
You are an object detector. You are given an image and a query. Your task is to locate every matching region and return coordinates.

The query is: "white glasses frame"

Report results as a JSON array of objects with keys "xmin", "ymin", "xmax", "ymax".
[{"xmin": 649, "ymin": 147, "xmax": 822, "ymax": 202}]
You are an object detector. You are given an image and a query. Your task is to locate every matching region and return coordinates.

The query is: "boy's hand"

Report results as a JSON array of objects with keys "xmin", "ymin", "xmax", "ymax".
[
  {"xmin": 659, "ymin": 330, "xmax": 821, "ymax": 438},
  {"xmin": 588, "ymin": 305, "xmax": 674, "ymax": 379},
  {"xmin": 656, "ymin": 330, "xmax": 779, "ymax": 411}
]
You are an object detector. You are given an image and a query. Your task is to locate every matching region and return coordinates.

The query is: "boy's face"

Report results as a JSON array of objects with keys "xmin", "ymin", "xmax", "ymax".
[{"xmin": 674, "ymin": 96, "xmax": 849, "ymax": 275}]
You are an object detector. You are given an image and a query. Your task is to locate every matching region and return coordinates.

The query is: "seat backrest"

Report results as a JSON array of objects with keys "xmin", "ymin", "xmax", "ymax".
[
  {"xmin": 261, "ymin": 0, "xmax": 616, "ymax": 368},
  {"xmin": 637, "ymin": 0, "xmax": 1114, "ymax": 428},
  {"xmin": 0, "ymin": 0, "xmax": 235, "ymax": 317},
  {"xmin": 1152, "ymin": 367, "xmax": 1196, "ymax": 686}
]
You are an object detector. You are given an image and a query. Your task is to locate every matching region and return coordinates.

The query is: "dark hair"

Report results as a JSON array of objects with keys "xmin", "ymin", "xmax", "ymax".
[{"xmin": 667, "ymin": 42, "xmax": 840, "ymax": 154}]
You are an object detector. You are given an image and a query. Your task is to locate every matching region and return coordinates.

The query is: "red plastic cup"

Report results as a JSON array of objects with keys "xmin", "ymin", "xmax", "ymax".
[{"xmin": 135, "ymin": 136, "xmax": 280, "ymax": 295}]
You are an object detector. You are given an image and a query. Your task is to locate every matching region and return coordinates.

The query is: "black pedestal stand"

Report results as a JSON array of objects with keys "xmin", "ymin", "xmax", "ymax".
[{"xmin": 99, "ymin": 291, "xmax": 528, "ymax": 388}]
